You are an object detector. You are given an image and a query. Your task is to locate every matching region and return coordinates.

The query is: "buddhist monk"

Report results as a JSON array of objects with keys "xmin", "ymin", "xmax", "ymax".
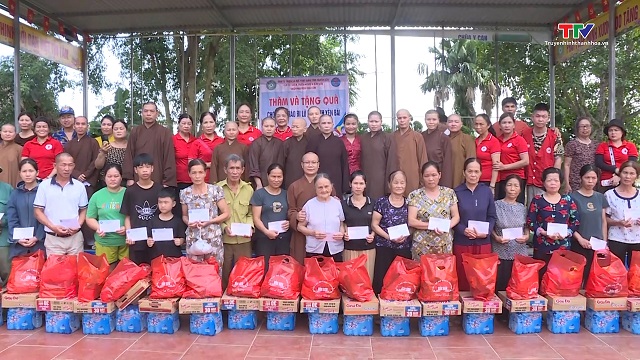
[
  {"xmin": 360, "ymin": 111, "xmax": 398, "ymax": 200},
  {"xmin": 393, "ymin": 109, "xmax": 428, "ymax": 195},
  {"xmin": 283, "ymin": 118, "xmax": 308, "ymax": 189},
  {"xmin": 422, "ymin": 109, "xmax": 453, "ymax": 188},
  {"xmin": 306, "ymin": 114, "xmax": 350, "ymax": 195},
  {"xmin": 248, "ymin": 117, "xmax": 284, "ymax": 189}
]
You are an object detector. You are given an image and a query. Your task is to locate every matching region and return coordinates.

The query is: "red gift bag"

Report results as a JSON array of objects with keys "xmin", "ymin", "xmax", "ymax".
[
  {"xmin": 461, "ymin": 253, "xmax": 499, "ymax": 301},
  {"xmin": 261, "ymin": 255, "xmax": 304, "ymax": 300},
  {"xmin": 39, "ymin": 255, "xmax": 78, "ymax": 299},
  {"xmin": 417, "ymin": 254, "xmax": 459, "ymax": 302},
  {"xmin": 629, "ymin": 251, "xmax": 640, "ymax": 297},
  {"xmin": 540, "ymin": 250, "xmax": 586, "ymax": 297},
  {"xmin": 77, "ymin": 253, "xmax": 110, "ymax": 302},
  {"xmin": 301, "ymin": 256, "xmax": 340, "ymax": 300},
  {"xmin": 380, "ymin": 256, "xmax": 421, "ymax": 301},
  {"xmin": 100, "ymin": 258, "xmax": 150, "ymax": 302},
  {"xmin": 182, "ymin": 257, "xmax": 223, "ymax": 298},
  {"xmin": 337, "ymin": 254, "xmax": 374, "ymax": 302},
  {"xmin": 7, "ymin": 250, "xmax": 45, "ymax": 294},
  {"xmin": 585, "ymin": 250, "xmax": 628, "ymax": 298},
  {"xmin": 506, "ymin": 255, "xmax": 546, "ymax": 300},
  {"xmin": 228, "ymin": 256, "xmax": 265, "ymax": 298},
  {"xmin": 150, "ymin": 256, "xmax": 186, "ymax": 299}
]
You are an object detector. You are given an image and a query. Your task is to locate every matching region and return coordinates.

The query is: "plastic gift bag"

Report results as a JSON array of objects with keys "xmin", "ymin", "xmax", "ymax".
[
  {"xmin": 39, "ymin": 255, "xmax": 78, "ymax": 299},
  {"xmin": 301, "ymin": 256, "xmax": 340, "ymax": 300},
  {"xmin": 380, "ymin": 256, "xmax": 421, "ymax": 301},
  {"xmin": 77, "ymin": 253, "xmax": 110, "ymax": 302},
  {"xmin": 100, "ymin": 258, "xmax": 150, "ymax": 302},
  {"xmin": 188, "ymin": 229, "xmax": 214, "ymax": 256},
  {"xmin": 417, "ymin": 254, "xmax": 459, "ymax": 302},
  {"xmin": 585, "ymin": 250, "xmax": 628, "ymax": 298},
  {"xmin": 461, "ymin": 253, "xmax": 499, "ymax": 301},
  {"xmin": 506, "ymin": 255, "xmax": 546, "ymax": 300},
  {"xmin": 629, "ymin": 251, "xmax": 640, "ymax": 297},
  {"xmin": 337, "ymin": 254, "xmax": 374, "ymax": 302},
  {"xmin": 182, "ymin": 257, "xmax": 223, "ymax": 298},
  {"xmin": 260, "ymin": 255, "xmax": 304, "ymax": 300},
  {"xmin": 228, "ymin": 256, "xmax": 265, "ymax": 298},
  {"xmin": 150, "ymin": 256, "xmax": 186, "ymax": 299},
  {"xmin": 7, "ymin": 250, "xmax": 45, "ymax": 294},
  {"xmin": 540, "ymin": 250, "xmax": 586, "ymax": 297}
]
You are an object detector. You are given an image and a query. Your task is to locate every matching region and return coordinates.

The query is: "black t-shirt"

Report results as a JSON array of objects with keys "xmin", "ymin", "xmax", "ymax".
[
  {"xmin": 120, "ymin": 182, "xmax": 163, "ymax": 250},
  {"xmin": 341, "ymin": 196, "xmax": 376, "ymax": 251},
  {"xmin": 147, "ymin": 214, "xmax": 186, "ymax": 259}
]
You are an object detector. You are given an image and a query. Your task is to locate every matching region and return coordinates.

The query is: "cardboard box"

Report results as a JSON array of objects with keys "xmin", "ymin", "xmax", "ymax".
[
  {"xmin": 115, "ymin": 279, "xmax": 150, "ymax": 310},
  {"xmin": 36, "ymin": 298, "xmax": 76, "ymax": 312},
  {"xmin": 420, "ymin": 300, "xmax": 462, "ymax": 316},
  {"xmin": 259, "ymin": 297, "xmax": 299, "ymax": 313},
  {"xmin": 498, "ymin": 291, "xmax": 548, "ymax": 313},
  {"xmin": 179, "ymin": 298, "xmax": 221, "ymax": 314},
  {"xmin": 1, "ymin": 292, "xmax": 38, "ymax": 308},
  {"xmin": 138, "ymin": 297, "xmax": 179, "ymax": 313},
  {"xmin": 74, "ymin": 300, "xmax": 116, "ymax": 314},
  {"xmin": 586, "ymin": 296, "xmax": 627, "ymax": 311},
  {"xmin": 378, "ymin": 297, "xmax": 421, "ymax": 317},
  {"xmin": 460, "ymin": 292, "xmax": 502, "ymax": 314},
  {"xmin": 628, "ymin": 298, "xmax": 640, "ymax": 312},
  {"xmin": 342, "ymin": 295, "xmax": 379, "ymax": 315},
  {"xmin": 300, "ymin": 298, "xmax": 340, "ymax": 314},
  {"xmin": 220, "ymin": 292, "xmax": 260, "ymax": 311},
  {"xmin": 545, "ymin": 294, "xmax": 587, "ymax": 311}
]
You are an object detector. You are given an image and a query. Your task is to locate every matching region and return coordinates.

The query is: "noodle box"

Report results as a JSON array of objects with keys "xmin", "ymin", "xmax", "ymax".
[
  {"xmin": 115, "ymin": 279, "xmax": 150, "ymax": 310},
  {"xmin": 628, "ymin": 298, "xmax": 640, "ymax": 312},
  {"xmin": 586, "ymin": 297, "xmax": 627, "ymax": 311},
  {"xmin": 379, "ymin": 297, "xmax": 421, "ymax": 317},
  {"xmin": 498, "ymin": 291, "xmax": 547, "ymax": 312},
  {"xmin": 300, "ymin": 298, "xmax": 340, "ymax": 314},
  {"xmin": 342, "ymin": 295, "xmax": 379, "ymax": 315},
  {"xmin": 258, "ymin": 297, "xmax": 299, "ymax": 313},
  {"xmin": 221, "ymin": 291, "xmax": 260, "ymax": 311},
  {"xmin": 544, "ymin": 294, "xmax": 587, "ymax": 311},
  {"xmin": 460, "ymin": 292, "xmax": 502, "ymax": 314},
  {"xmin": 179, "ymin": 298, "xmax": 221, "ymax": 314},
  {"xmin": 420, "ymin": 300, "xmax": 462, "ymax": 316},
  {"xmin": 138, "ymin": 297, "xmax": 179, "ymax": 313},
  {"xmin": 37, "ymin": 298, "xmax": 76, "ymax": 312},
  {"xmin": 2, "ymin": 292, "xmax": 38, "ymax": 308},
  {"xmin": 74, "ymin": 300, "xmax": 115, "ymax": 314}
]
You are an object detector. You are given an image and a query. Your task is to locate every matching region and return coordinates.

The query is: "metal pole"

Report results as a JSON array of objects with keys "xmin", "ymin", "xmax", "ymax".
[
  {"xmin": 289, "ymin": 34, "xmax": 293, "ymax": 77},
  {"xmin": 82, "ymin": 37, "xmax": 89, "ymax": 118},
  {"xmin": 548, "ymin": 43, "xmax": 556, "ymax": 128},
  {"xmin": 390, "ymin": 30, "xmax": 396, "ymax": 131},
  {"xmin": 494, "ymin": 40, "xmax": 499, "ymax": 121},
  {"xmin": 230, "ymin": 34, "xmax": 236, "ymax": 121},
  {"xmin": 193, "ymin": 35, "xmax": 198, "ymax": 116},
  {"xmin": 608, "ymin": 4, "xmax": 616, "ymax": 120},
  {"xmin": 180, "ymin": 33, "xmax": 185, "ymax": 113},
  {"xmin": 129, "ymin": 36, "xmax": 134, "ymax": 123},
  {"xmin": 13, "ymin": 0, "xmax": 20, "ymax": 124},
  {"xmin": 374, "ymin": 34, "xmax": 379, "ymax": 110},
  {"xmin": 343, "ymin": 33, "xmax": 347, "ymax": 74}
]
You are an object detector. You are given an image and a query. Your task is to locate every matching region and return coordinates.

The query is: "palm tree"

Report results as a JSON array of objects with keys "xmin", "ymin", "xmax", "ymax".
[{"xmin": 417, "ymin": 39, "xmax": 498, "ymax": 119}]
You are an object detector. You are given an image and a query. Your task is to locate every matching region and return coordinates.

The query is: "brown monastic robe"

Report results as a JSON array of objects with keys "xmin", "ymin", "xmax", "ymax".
[
  {"xmin": 123, "ymin": 122, "xmax": 176, "ymax": 187},
  {"xmin": 360, "ymin": 131, "xmax": 398, "ymax": 200},
  {"xmin": 283, "ymin": 135, "xmax": 308, "ymax": 189},
  {"xmin": 306, "ymin": 133, "xmax": 350, "ymax": 195},
  {"xmin": 64, "ymin": 134, "xmax": 101, "ymax": 187},
  {"xmin": 449, "ymin": 131, "xmax": 477, "ymax": 187},
  {"xmin": 422, "ymin": 129, "xmax": 454, "ymax": 188},
  {"xmin": 393, "ymin": 128, "xmax": 428, "ymax": 196},
  {"xmin": 0, "ymin": 142, "xmax": 22, "ymax": 187},
  {"xmin": 306, "ymin": 125, "xmax": 321, "ymax": 138},
  {"xmin": 210, "ymin": 139, "xmax": 249, "ymax": 183},
  {"xmin": 248, "ymin": 135, "xmax": 284, "ymax": 187}
]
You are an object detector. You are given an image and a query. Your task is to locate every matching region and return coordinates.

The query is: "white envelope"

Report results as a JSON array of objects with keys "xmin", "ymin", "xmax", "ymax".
[
  {"xmin": 502, "ymin": 227, "xmax": 523, "ymax": 241},
  {"xmin": 99, "ymin": 219, "xmax": 121, "ymax": 233},
  {"xmin": 625, "ymin": 208, "xmax": 640, "ymax": 221},
  {"xmin": 347, "ymin": 226, "xmax": 369, "ymax": 240},
  {"xmin": 188, "ymin": 208, "xmax": 209, "ymax": 222},
  {"xmin": 268, "ymin": 220, "xmax": 287, "ymax": 234},
  {"xmin": 388, "ymin": 224, "xmax": 410, "ymax": 240},
  {"xmin": 547, "ymin": 223, "xmax": 568, "ymax": 238},
  {"xmin": 60, "ymin": 218, "xmax": 79, "ymax": 229},
  {"xmin": 468, "ymin": 220, "xmax": 490, "ymax": 235},
  {"xmin": 126, "ymin": 227, "xmax": 148, "ymax": 241},
  {"xmin": 12, "ymin": 227, "xmax": 34, "ymax": 240},
  {"xmin": 0, "ymin": 213, "xmax": 4, "ymax": 220},
  {"xmin": 152, "ymin": 228, "xmax": 174, "ymax": 241},
  {"xmin": 231, "ymin": 223, "xmax": 252, "ymax": 237},
  {"xmin": 589, "ymin": 237, "xmax": 607, "ymax": 251},
  {"xmin": 428, "ymin": 217, "xmax": 451, "ymax": 232}
]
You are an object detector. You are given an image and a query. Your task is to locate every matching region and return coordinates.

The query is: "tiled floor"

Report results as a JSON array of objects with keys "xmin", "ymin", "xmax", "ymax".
[{"xmin": 0, "ymin": 314, "xmax": 639, "ymax": 359}]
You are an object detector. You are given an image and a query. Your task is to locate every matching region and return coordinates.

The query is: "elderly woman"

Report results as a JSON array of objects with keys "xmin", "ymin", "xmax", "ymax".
[
  {"xmin": 0, "ymin": 124, "xmax": 24, "ymax": 187},
  {"xmin": 297, "ymin": 173, "xmax": 346, "ymax": 261},
  {"xmin": 564, "ymin": 117, "xmax": 598, "ymax": 193},
  {"xmin": 605, "ymin": 161, "xmax": 640, "ymax": 265},
  {"xmin": 15, "ymin": 112, "xmax": 35, "ymax": 146},
  {"xmin": 596, "ymin": 119, "xmax": 638, "ymax": 193}
]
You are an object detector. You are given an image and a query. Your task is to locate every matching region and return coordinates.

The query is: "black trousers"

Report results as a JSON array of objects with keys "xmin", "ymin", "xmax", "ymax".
[
  {"xmin": 372, "ymin": 246, "xmax": 412, "ymax": 294},
  {"xmin": 607, "ymin": 240, "xmax": 640, "ymax": 267},
  {"xmin": 571, "ymin": 239, "xmax": 594, "ymax": 287},
  {"xmin": 533, "ymin": 250, "xmax": 553, "ymax": 284},
  {"xmin": 306, "ymin": 242, "xmax": 343, "ymax": 263},
  {"xmin": 496, "ymin": 259, "xmax": 513, "ymax": 292},
  {"xmin": 129, "ymin": 249, "xmax": 151, "ymax": 266},
  {"xmin": 255, "ymin": 230, "xmax": 292, "ymax": 271},
  {"xmin": 496, "ymin": 178, "xmax": 526, "ymax": 204}
]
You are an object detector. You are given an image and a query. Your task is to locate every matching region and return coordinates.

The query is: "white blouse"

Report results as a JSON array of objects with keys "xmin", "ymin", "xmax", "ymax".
[{"xmin": 605, "ymin": 189, "xmax": 640, "ymax": 244}]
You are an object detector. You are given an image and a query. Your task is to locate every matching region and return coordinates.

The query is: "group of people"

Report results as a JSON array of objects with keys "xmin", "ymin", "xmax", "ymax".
[{"xmin": 0, "ymin": 98, "xmax": 638, "ymax": 295}]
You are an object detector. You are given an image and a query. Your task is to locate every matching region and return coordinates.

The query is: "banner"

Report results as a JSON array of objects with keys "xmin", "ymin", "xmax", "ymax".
[
  {"xmin": 554, "ymin": 0, "xmax": 640, "ymax": 63},
  {"xmin": 0, "ymin": 13, "xmax": 82, "ymax": 70},
  {"xmin": 259, "ymin": 75, "xmax": 349, "ymax": 132}
]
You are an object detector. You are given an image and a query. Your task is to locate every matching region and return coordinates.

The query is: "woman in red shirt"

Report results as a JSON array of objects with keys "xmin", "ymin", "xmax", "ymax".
[
  {"xmin": 473, "ymin": 114, "xmax": 501, "ymax": 193},
  {"xmin": 189, "ymin": 112, "xmax": 224, "ymax": 183},
  {"xmin": 20, "ymin": 117, "xmax": 63, "ymax": 179},
  {"xmin": 236, "ymin": 102, "xmax": 261, "ymax": 146},
  {"xmin": 595, "ymin": 119, "xmax": 638, "ymax": 192},
  {"xmin": 493, "ymin": 112, "xmax": 529, "ymax": 204},
  {"xmin": 173, "ymin": 114, "xmax": 195, "ymax": 190},
  {"xmin": 340, "ymin": 113, "xmax": 361, "ymax": 176}
]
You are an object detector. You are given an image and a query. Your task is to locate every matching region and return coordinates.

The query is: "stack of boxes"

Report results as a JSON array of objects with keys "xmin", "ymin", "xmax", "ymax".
[
  {"xmin": 378, "ymin": 297, "xmax": 421, "ymax": 337},
  {"xmin": 622, "ymin": 298, "xmax": 640, "ymax": 334},
  {"xmin": 221, "ymin": 292, "xmax": 260, "ymax": 330},
  {"xmin": 179, "ymin": 298, "xmax": 223, "ymax": 336},
  {"xmin": 419, "ymin": 300, "xmax": 461, "ymax": 336},
  {"xmin": 36, "ymin": 298, "xmax": 79, "ymax": 334},
  {"xmin": 584, "ymin": 296, "xmax": 626, "ymax": 334},
  {"xmin": 460, "ymin": 292, "xmax": 503, "ymax": 335},
  {"xmin": 138, "ymin": 297, "xmax": 180, "ymax": 334},
  {"xmin": 74, "ymin": 300, "xmax": 116, "ymax": 335},
  {"xmin": 341, "ymin": 295, "xmax": 378, "ymax": 336},
  {"xmin": 260, "ymin": 297, "xmax": 299, "ymax": 331},
  {"xmin": 300, "ymin": 298, "xmax": 340, "ymax": 334},
  {"xmin": 1, "ymin": 292, "xmax": 42, "ymax": 330},
  {"xmin": 114, "ymin": 279, "xmax": 150, "ymax": 333},
  {"xmin": 544, "ymin": 294, "xmax": 586, "ymax": 334},
  {"xmin": 497, "ymin": 291, "xmax": 547, "ymax": 334}
]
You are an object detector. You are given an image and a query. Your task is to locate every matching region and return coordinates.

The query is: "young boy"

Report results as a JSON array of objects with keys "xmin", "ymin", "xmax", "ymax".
[
  {"xmin": 120, "ymin": 153, "xmax": 163, "ymax": 265},
  {"xmin": 146, "ymin": 189, "xmax": 186, "ymax": 259}
]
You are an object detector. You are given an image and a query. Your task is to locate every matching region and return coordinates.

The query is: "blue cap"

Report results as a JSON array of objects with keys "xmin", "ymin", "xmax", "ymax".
[{"xmin": 59, "ymin": 106, "xmax": 74, "ymax": 116}]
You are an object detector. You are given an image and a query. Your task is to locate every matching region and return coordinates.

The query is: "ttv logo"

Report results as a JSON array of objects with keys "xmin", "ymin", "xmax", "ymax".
[{"xmin": 557, "ymin": 23, "xmax": 594, "ymax": 39}]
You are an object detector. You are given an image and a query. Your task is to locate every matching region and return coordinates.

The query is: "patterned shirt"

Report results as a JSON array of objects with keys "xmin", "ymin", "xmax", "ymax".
[
  {"xmin": 492, "ymin": 200, "xmax": 528, "ymax": 260},
  {"xmin": 373, "ymin": 196, "xmax": 412, "ymax": 250},
  {"xmin": 533, "ymin": 131, "xmax": 564, "ymax": 156},
  {"xmin": 180, "ymin": 184, "xmax": 225, "ymax": 264},
  {"xmin": 407, "ymin": 186, "xmax": 458, "ymax": 257},
  {"xmin": 605, "ymin": 189, "xmax": 640, "ymax": 244},
  {"xmin": 564, "ymin": 139, "xmax": 598, "ymax": 191},
  {"xmin": 527, "ymin": 194, "xmax": 580, "ymax": 254},
  {"xmin": 52, "ymin": 129, "xmax": 77, "ymax": 145}
]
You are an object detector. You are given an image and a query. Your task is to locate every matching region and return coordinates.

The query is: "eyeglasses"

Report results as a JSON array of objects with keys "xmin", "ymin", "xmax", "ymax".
[{"xmin": 303, "ymin": 161, "xmax": 319, "ymax": 165}]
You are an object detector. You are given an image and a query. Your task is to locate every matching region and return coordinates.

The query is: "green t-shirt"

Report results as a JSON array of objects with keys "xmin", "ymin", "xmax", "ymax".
[{"xmin": 87, "ymin": 187, "xmax": 126, "ymax": 247}]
